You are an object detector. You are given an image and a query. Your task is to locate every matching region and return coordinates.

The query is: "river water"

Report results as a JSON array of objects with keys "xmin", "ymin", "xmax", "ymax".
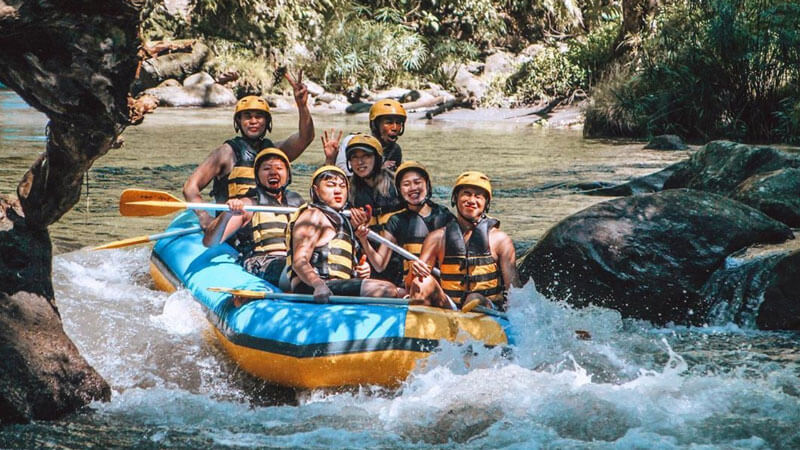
[{"xmin": 2, "ymin": 89, "xmax": 799, "ymax": 448}]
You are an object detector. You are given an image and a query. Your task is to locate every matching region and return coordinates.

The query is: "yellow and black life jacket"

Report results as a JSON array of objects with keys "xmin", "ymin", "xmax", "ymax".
[
  {"xmin": 236, "ymin": 187, "xmax": 304, "ymax": 258},
  {"xmin": 286, "ymin": 203, "xmax": 358, "ymax": 288},
  {"xmin": 351, "ymin": 171, "xmax": 403, "ymax": 232},
  {"xmin": 211, "ymin": 136, "xmax": 275, "ymax": 203},
  {"xmin": 387, "ymin": 202, "xmax": 454, "ymax": 277},
  {"xmin": 439, "ymin": 217, "xmax": 504, "ymax": 307}
]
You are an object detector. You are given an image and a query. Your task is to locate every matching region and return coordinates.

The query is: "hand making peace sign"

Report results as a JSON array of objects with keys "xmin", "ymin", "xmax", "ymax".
[{"xmin": 284, "ymin": 69, "xmax": 309, "ymax": 108}]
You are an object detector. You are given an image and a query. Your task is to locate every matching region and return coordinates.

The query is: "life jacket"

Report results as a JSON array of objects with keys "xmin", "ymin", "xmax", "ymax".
[
  {"xmin": 236, "ymin": 186, "xmax": 304, "ymax": 259},
  {"xmin": 211, "ymin": 136, "xmax": 275, "ymax": 203},
  {"xmin": 351, "ymin": 171, "xmax": 403, "ymax": 231},
  {"xmin": 382, "ymin": 141, "xmax": 402, "ymax": 168},
  {"xmin": 286, "ymin": 203, "xmax": 358, "ymax": 288},
  {"xmin": 388, "ymin": 202, "xmax": 454, "ymax": 277},
  {"xmin": 439, "ymin": 217, "xmax": 504, "ymax": 307}
]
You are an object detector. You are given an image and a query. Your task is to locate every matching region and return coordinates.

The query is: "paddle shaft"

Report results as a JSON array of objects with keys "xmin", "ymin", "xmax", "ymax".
[
  {"xmin": 246, "ymin": 291, "xmax": 411, "ymax": 306},
  {"xmin": 364, "ymin": 230, "xmax": 441, "ymax": 278},
  {"xmin": 92, "ymin": 226, "xmax": 202, "ymax": 250}
]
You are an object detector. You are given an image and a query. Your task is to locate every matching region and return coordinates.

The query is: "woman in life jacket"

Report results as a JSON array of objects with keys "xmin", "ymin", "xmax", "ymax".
[
  {"xmin": 286, "ymin": 165, "xmax": 402, "ymax": 304},
  {"xmin": 354, "ymin": 161, "xmax": 454, "ymax": 287},
  {"xmin": 408, "ymin": 171, "xmax": 521, "ymax": 311},
  {"xmin": 325, "ymin": 99, "xmax": 407, "ymax": 174},
  {"xmin": 203, "ymin": 148, "xmax": 303, "ymax": 286}
]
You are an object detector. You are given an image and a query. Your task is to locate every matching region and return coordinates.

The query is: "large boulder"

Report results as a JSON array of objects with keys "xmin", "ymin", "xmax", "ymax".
[
  {"xmin": 732, "ymin": 168, "xmax": 800, "ymax": 227},
  {"xmin": 143, "ymin": 72, "xmax": 236, "ymax": 107},
  {"xmin": 702, "ymin": 242, "xmax": 800, "ymax": 330},
  {"xmin": 518, "ymin": 189, "xmax": 793, "ymax": 325},
  {"xmin": 663, "ymin": 140, "xmax": 800, "ymax": 194}
]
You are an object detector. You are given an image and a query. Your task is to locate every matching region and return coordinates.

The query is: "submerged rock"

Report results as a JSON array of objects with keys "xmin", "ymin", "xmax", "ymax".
[
  {"xmin": 644, "ymin": 134, "xmax": 688, "ymax": 150},
  {"xmin": 518, "ymin": 189, "xmax": 793, "ymax": 326},
  {"xmin": 581, "ymin": 160, "xmax": 690, "ymax": 196}
]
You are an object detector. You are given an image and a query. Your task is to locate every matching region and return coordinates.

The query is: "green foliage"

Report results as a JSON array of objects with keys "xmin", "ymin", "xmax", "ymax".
[
  {"xmin": 505, "ymin": 46, "xmax": 588, "ymax": 103},
  {"xmin": 312, "ymin": 15, "xmax": 428, "ymax": 89},
  {"xmin": 587, "ymin": 0, "xmax": 800, "ymax": 143}
]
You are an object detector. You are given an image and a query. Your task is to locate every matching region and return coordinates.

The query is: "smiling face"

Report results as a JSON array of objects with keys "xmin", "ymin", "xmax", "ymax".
[
  {"xmin": 348, "ymin": 148, "xmax": 376, "ymax": 178},
  {"xmin": 256, "ymin": 156, "xmax": 289, "ymax": 191},
  {"xmin": 238, "ymin": 110, "xmax": 268, "ymax": 139},
  {"xmin": 398, "ymin": 170, "xmax": 428, "ymax": 206},
  {"xmin": 312, "ymin": 173, "xmax": 349, "ymax": 210},
  {"xmin": 376, "ymin": 116, "xmax": 404, "ymax": 143},
  {"xmin": 455, "ymin": 186, "xmax": 488, "ymax": 221}
]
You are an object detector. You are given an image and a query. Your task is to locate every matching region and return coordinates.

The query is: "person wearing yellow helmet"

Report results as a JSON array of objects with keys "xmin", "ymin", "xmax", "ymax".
[
  {"xmin": 321, "ymin": 98, "xmax": 407, "ymax": 175},
  {"xmin": 203, "ymin": 148, "xmax": 304, "ymax": 286},
  {"xmin": 285, "ymin": 166, "xmax": 402, "ymax": 303},
  {"xmin": 184, "ymin": 71, "xmax": 314, "ymax": 230},
  {"xmin": 408, "ymin": 171, "xmax": 521, "ymax": 311},
  {"xmin": 354, "ymin": 161, "xmax": 454, "ymax": 287}
]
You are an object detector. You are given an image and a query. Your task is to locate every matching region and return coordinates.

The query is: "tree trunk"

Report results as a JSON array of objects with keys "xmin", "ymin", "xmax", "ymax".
[
  {"xmin": 613, "ymin": 0, "xmax": 661, "ymax": 57},
  {"xmin": 0, "ymin": 0, "xmax": 142, "ymax": 423}
]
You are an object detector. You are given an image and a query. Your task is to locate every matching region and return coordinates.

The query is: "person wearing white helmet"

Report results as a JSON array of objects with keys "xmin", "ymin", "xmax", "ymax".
[
  {"xmin": 409, "ymin": 171, "xmax": 521, "ymax": 311},
  {"xmin": 184, "ymin": 71, "xmax": 314, "ymax": 230}
]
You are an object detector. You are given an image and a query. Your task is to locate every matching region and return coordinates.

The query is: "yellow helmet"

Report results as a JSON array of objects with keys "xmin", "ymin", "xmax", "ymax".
[
  {"xmin": 310, "ymin": 165, "xmax": 350, "ymax": 203},
  {"xmin": 233, "ymin": 95, "xmax": 272, "ymax": 133},
  {"xmin": 254, "ymin": 147, "xmax": 292, "ymax": 189},
  {"xmin": 345, "ymin": 133, "xmax": 384, "ymax": 177},
  {"xmin": 369, "ymin": 99, "xmax": 406, "ymax": 137},
  {"xmin": 451, "ymin": 171, "xmax": 492, "ymax": 209},
  {"xmin": 395, "ymin": 161, "xmax": 432, "ymax": 205}
]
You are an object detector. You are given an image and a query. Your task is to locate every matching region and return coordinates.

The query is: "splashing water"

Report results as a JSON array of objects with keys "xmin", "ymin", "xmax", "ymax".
[{"xmin": 2, "ymin": 248, "xmax": 798, "ymax": 448}]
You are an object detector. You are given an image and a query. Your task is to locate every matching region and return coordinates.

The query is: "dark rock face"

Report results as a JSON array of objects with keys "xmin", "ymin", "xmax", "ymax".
[
  {"xmin": 733, "ymin": 168, "xmax": 800, "ymax": 227},
  {"xmin": 701, "ymin": 244, "xmax": 800, "ymax": 331},
  {"xmin": 758, "ymin": 249, "xmax": 800, "ymax": 330},
  {"xmin": 0, "ymin": 291, "xmax": 111, "ymax": 424},
  {"xmin": 644, "ymin": 134, "xmax": 688, "ymax": 150},
  {"xmin": 0, "ymin": 1, "xmax": 140, "ymax": 423},
  {"xmin": 519, "ymin": 189, "xmax": 793, "ymax": 325}
]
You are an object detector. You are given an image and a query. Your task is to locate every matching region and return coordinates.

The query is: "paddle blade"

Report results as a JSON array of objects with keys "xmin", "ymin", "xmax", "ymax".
[
  {"xmin": 208, "ymin": 287, "xmax": 267, "ymax": 299},
  {"xmin": 119, "ymin": 189, "xmax": 183, "ymax": 216},
  {"xmin": 92, "ymin": 235, "xmax": 150, "ymax": 250}
]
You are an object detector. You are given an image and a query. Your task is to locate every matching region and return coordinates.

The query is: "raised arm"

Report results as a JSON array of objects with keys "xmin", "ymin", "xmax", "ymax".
[
  {"xmin": 183, "ymin": 143, "xmax": 234, "ymax": 228},
  {"xmin": 276, "ymin": 70, "xmax": 314, "ymax": 161}
]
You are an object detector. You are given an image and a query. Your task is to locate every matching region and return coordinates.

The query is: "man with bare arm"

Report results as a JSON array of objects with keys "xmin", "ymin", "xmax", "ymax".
[
  {"xmin": 409, "ymin": 171, "xmax": 521, "ymax": 310},
  {"xmin": 286, "ymin": 166, "xmax": 403, "ymax": 303},
  {"xmin": 184, "ymin": 71, "xmax": 314, "ymax": 229}
]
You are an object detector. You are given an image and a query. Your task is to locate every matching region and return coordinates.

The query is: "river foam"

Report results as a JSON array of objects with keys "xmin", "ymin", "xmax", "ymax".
[{"xmin": 32, "ymin": 248, "xmax": 800, "ymax": 448}]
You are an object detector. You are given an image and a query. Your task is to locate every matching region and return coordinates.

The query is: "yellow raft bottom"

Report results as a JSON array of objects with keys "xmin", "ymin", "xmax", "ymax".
[{"xmin": 151, "ymin": 262, "xmax": 507, "ymax": 389}]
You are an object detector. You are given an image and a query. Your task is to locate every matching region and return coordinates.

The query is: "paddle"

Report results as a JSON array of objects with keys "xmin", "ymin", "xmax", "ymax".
[
  {"xmin": 119, "ymin": 189, "xmax": 301, "ymax": 217},
  {"xmin": 120, "ymin": 189, "xmax": 441, "ymax": 276},
  {"xmin": 207, "ymin": 287, "xmax": 415, "ymax": 306},
  {"xmin": 92, "ymin": 225, "xmax": 202, "ymax": 250},
  {"xmin": 207, "ymin": 287, "xmax": 507, "ymax": 319}
]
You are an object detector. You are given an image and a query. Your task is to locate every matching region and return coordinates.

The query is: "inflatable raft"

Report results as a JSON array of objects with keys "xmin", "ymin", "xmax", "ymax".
[{"xmin": 150, "ymin": 211, "xmax": 514, "ymax": 389}]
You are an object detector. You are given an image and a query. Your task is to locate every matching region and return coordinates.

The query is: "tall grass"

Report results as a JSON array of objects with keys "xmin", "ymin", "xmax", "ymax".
[{"xmin": 585, "ymin": 0, "xmax": 800, "ymax": 143}]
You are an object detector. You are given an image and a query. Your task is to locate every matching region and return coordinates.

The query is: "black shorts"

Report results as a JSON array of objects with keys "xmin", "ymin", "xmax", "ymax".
[
  {"xmin": 294, "ymin": 278, "xmax": 363, "ymax": 297},
  {"xmin": 243, "ymin": 255, "xmax": 286, "ymax": 287}
]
